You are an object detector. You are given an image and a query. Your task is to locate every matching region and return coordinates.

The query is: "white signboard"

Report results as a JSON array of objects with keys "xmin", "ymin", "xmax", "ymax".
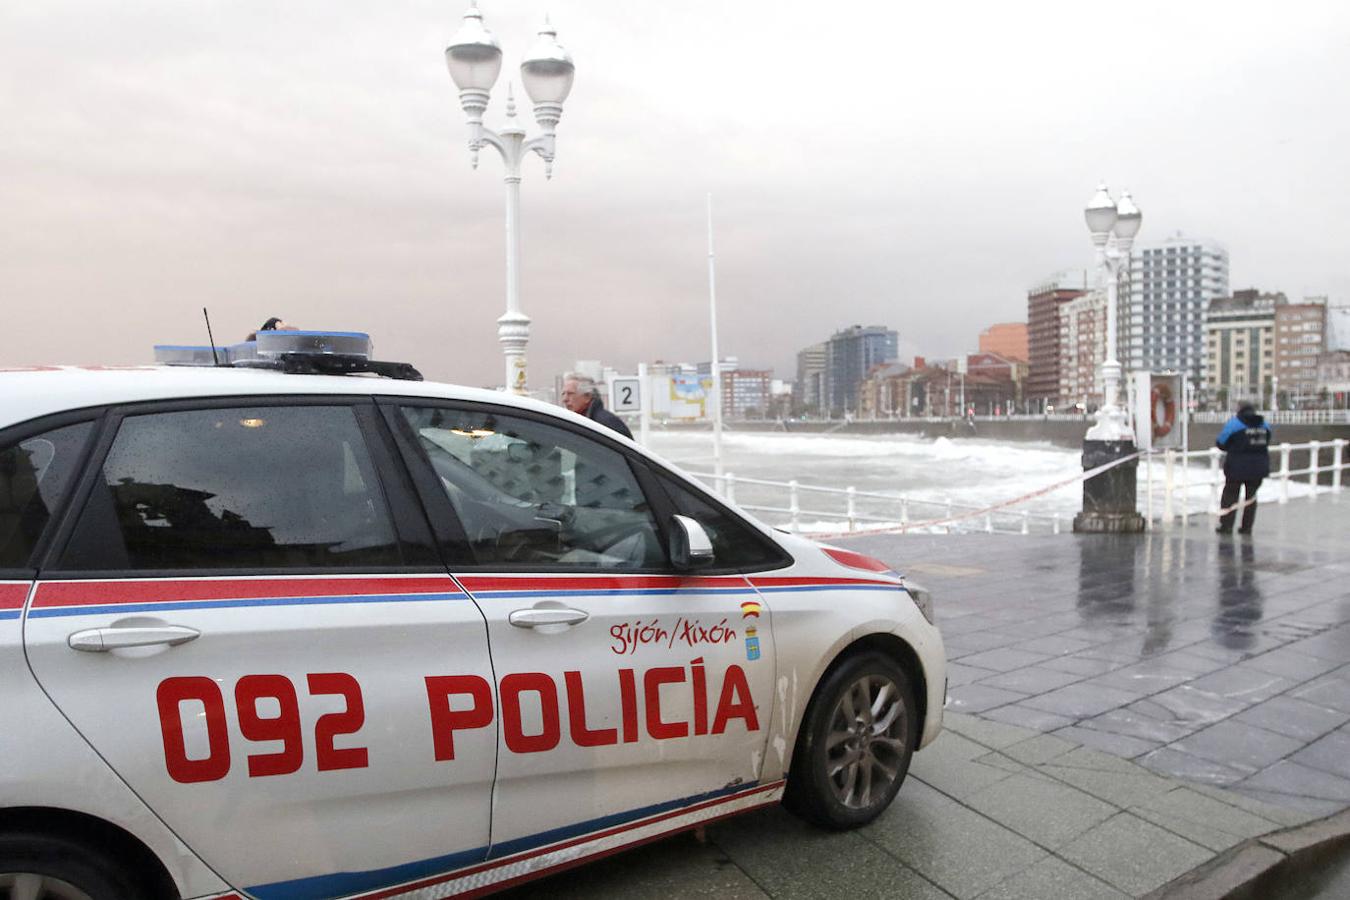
[
  {"xmin": 1133, "ymin": 371, "xmax": 1184, "ymax": 451},
  {"xmin": 610, "ymin": 377, "xmax": 643, "ymax": 412}
]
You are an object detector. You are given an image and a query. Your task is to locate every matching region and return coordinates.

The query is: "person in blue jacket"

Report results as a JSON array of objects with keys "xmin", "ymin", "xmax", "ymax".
[{"xmin": 1215, "ymin": 403, "xmax": 1272, "ymax": 534}]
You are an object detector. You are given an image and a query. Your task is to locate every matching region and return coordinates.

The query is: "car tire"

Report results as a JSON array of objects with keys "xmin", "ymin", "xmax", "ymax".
[
  {"xmin": 784, "ymin": 651, "xmax": 916, "ymax": 830},
  {"xmin": 0, "ymin": 832, "xmax": 150, "ymax": 900}
]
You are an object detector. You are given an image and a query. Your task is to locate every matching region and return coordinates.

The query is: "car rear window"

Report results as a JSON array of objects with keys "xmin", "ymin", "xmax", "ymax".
[
  {"xmin": 0, "ymin": 422, "xmax": 93, "ymax": 569},
  {"xmin": 59, "ymin": 405, "xmax": 402, "ymax": 571}
]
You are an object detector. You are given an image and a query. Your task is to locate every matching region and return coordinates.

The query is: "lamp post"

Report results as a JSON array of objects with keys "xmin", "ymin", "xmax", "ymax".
[
  {"xmin": 446, "ymin": 2, "xmax": 575, "ymax": 395},
  {"xmin": 1074, "ymin": 183, "xmax": 1146, "ymax": 533}
]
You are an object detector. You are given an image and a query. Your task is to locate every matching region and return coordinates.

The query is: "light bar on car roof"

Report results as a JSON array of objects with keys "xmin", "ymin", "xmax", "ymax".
[
  {"xmin": 255, "ymin": 330, "xmax": 371, "ymax": 360},
  {"xmin": 151, "ymin": 329, "xmax": 421, "ymax": 381}
]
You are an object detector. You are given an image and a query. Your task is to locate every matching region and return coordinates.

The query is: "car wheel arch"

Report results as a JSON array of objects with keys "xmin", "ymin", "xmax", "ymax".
[
  {"xmin": 0, "ymin": 806, "xmax": 180, "ymax": 900},
  {"xmin": 795, "ymin": 632, "xmax": 928, "ymax": 756}
]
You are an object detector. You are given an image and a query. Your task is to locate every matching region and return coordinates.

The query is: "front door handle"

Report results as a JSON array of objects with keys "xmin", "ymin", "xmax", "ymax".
[
  {"xmin": 508, "ymin": 607, "xmax": 589, "ymax": 629},
  {"xmin": 68, "ymin": 625, "xmax": 201, "ymax": 652}
]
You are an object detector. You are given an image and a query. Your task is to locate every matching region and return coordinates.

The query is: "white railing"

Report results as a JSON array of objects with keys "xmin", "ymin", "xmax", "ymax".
[
  {"xmin": 1142, "ymin": 438, "xmax": 1348, "ymax": 527},
  {"xmin": 1188, "ymin": 410, "xmax": 1350, "ymax": 426},
  {"xmin": 685, "ymin": 470, "xmax": 1067, "ymax": 536},
  {"xmin": 688, "ymin": 438, "xmax": 1348, "ymax": 537}
]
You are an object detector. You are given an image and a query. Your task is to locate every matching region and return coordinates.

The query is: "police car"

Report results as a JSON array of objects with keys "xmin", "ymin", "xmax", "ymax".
[{"xmin": 0, "ymin": 332, "xmax": 945, "ymax": 900}]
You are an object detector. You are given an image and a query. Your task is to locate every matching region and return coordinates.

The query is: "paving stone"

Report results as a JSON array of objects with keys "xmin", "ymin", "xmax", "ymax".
[
  {"xmin": 1230, "ymin": 786, "xmax": 1347, "ymax": 818},
  {"xmin": 1290, "ymin": 674, "xmax": 1350, "ymax": 713},
  {"xmin": 1019, "ymin": 683, "xmax": 1138, "ymax": 719},
  {"xmin": 1171, "ymin": 720, "xmax": 1306, "ymax": 775},
  {"xmin": 1000, "ymin": 733, "xmax": 1077, "ymax": 766},
  {"xmin": 1137, "ymin": 748, "xmax": 1249, "ymax": 787},
  {"xmin": 979, "ymin": 666, "xmax": 1085, "ymax": 695},
  {"xmin": 860, "ymin": 780, "xmax": 1046, "ymax": 899},
  {"xmin": 922, "ymin": 729, "xmax": 993, "ymax": 762},
  {"xmin": 1058, "ymin": 812, "xmax": 1212, "ymax": 896},
  {"xmin": 1129, "ymin": 787, "xmax": 1280, "ymax": 852},
  {"xmin": 1078, "ymin": 707, "xmax": 1197, "ymax": 745},
  {"xmin": 1038, "ymin": 655, "xmax": 1120, "ymax": 677},
  {"xmin": 1037, "ymin": 763, "xmax": 1175, "ymax": 808},
  {"xmin": 945, "ymin": 632, "xmax": 1019, "ymax": 656},
  {"xmin": 981, "ymin": 704, "xmax": 1075, "ymax": 733},
  {"xmin": 963, "ymin": 773, "xmax": 1118, "ymax": 849},
  {"xmin": 1051, "ymin": 725, "xmax": 1160, "ymax": 760},
  {"xmin": 1290, "ymin": 729, "xmax": 1350, "ymax": 780},
  {"xmin": 707, "ymin": 806, "xmax": 943, "ymax": 900},
  {"xmin": 947, "ymin": 683, "xmax": 1025, "ymax": 714},
  {"xmin": 1041, "ymin": 745, "xmax": 1148, "ymax": 775},
  {"xmin": 943, "ymin": 712, "xmax": 1036, "ymax": 750},
  {"xmin": 911, "ymin": 749, "xmax": 1021, "ymax": 802},
  {"xmin": 946, "ymin": 662, "xmax": 999, "ymax": 687},
  {"xmin": 1290, "ymin": 626, "xmax": 1350, "ymax": 663},
  {"xmin": 1233, "ymin": 696, "xmax": 1350, "ymax": 742},
  {"xmin": 1009, "ymin": 635, "xmax": 1097, "ymax": 657},
  {"xmin": 1187, "ymin": 782, "xmax": 1319, "ymax": 828},
  {"xmin": 959, "ymin": 648, "xmax": 1053, "ymax": 673},
  {"xmin": 977, "ymin": 855, "xmax": 1126, "ymax": 900},
  {"xmin": 1147, "ymin": 685, "xmax": 1250, "ymax": 726},
  {"xmin": 1083, "ymin": 664, "xmax": 1197, "ymax": 695},
  {"xmin": 507, "ymin": 828, "xmax": 771, "ymax": 899},
  {"xmin": 1244, "ymin": 645, "xmax": 1345, "ymax": 681},
  {"xmin": 1240, "ymin": 759, "xmax": 1350, "ymax": 802},
  {"xmin": 1181, "ymin": 665, "xmax": 1295, "ymax": 705}
]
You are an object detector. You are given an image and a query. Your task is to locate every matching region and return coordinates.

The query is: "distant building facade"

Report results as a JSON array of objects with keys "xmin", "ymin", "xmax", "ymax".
[
  {"xmin": 1327, "ymin": 303, "xmax": 1350, "ymax": 352},
  {"xmin": 721, "ymin": 369, "xmax": 773, "ymax": 418},
  {"xmin": 1274, "ymin": 298, "xmax": 1327, "ymax": 405},
  {"xmin": 1316, "ymin": 350, "xmax": 1350, "ymax": 407},
  {"xmin": 794, "ymin": 342, "xmax": 827, "ymax": 415},
  {"xmin": 1204, "ymin": 289, "xmax": 1281, "ymax": 405},
  {"xmin": 1059, "ymin": 289, "xmax": 1106, "ymax": 410},
  {"xmin": 978, "ymin": 322, "xmax": 1028, "ymax": 362},
  {"xmin": 1026, "ymin": 270, "xmax": 1089, "ymax": 408},
  {"xmin": 1125, "ymin": 234, "xmax": 1230, "ymax": 386},
  {"xmin": 824, "ymin": 325, "xmax": 898, "ymax": 414}
]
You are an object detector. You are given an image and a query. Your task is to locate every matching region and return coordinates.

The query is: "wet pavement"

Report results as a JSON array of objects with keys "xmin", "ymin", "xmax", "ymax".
[
  {"xmin": 501, "ymin": 494, "xmax": 1350, "ymax": 898},
  {"xmin": 848, "ymin": 494, "xmax": 1350, "ymax": 818}
]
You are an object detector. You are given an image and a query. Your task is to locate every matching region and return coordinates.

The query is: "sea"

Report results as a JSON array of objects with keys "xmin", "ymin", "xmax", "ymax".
[{"xmin": 641, "ymin": 429, "xmax": 1310, "ymax": 535}]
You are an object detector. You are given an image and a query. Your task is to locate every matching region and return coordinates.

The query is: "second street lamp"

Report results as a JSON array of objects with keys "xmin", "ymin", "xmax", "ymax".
[
  {"xmin": 446, "ymin": 1, "xmax": 575, "ymax": 395},
  {"xmin": 1074, "ymin": 182, "xmax": 1146, "ymax": 533}
]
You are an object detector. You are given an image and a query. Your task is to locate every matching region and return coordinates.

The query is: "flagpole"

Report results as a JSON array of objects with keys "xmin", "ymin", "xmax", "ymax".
[{"xmin": 707, "ymin": 193, "xmax": 725, "ymax": 489}]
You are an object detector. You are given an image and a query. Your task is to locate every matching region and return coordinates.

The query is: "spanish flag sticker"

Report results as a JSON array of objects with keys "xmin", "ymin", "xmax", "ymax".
[{"xmin": 740, "ymin": 600, "xmax": 762, "ymax": 619}]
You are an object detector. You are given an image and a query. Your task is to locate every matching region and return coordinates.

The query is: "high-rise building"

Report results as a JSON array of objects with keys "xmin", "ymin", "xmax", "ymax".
[
  {"xmin": 824, "ymin": 325, "xmax": 898, "ymax": 414},
  {"xmin": 1026, "ymin": 270, "xmax": 1089, "ymax": 407},
  {"xmin": 1125, "ymin": 234, "xmax": 1230, "ymax": 385},
  {"xmin": 1059, "ymin": 289, "xmax": 1106, "ymax": 410},
  {"xmin": 978, "ymin": 322, "xmax": 1028, "ymax": 362},
  {"xmin": 1204, "ymin": 290, "xmax": 1281, "ymax": 405},
  {"xmin": 1274, "ymin": 298, "xmax": 1327, "ymax": 404},
  {"xmin": 794, "ymin": 342, "xmax": 827, "ymax": 414},
  {"xmin": 1327, "ymin": 303, "xmax": 1350, "ymax": 352}
]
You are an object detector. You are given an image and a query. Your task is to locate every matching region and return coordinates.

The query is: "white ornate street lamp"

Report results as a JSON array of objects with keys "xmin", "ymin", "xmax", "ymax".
[
  {"xmin": 446, "ymin": 2, "xmax": 575, "ymax": 394},
  {"xmin": 1083, "ymin": 183, "xmax": 1142, "ymax": 441}
]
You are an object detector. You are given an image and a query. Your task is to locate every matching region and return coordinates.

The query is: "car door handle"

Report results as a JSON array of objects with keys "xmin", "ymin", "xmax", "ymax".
[
  {"xmin": 508, "ymin": 608, "xmax": 589, "ymax": 629},
  {"xmin": 68, "ymin": 625, "xmax": 202, "ymax": 652}
]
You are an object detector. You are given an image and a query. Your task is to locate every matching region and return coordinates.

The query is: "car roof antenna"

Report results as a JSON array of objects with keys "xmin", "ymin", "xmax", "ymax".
[{"xmin": 202, "ymin": 307, "xmax": 222, "ymax": 366}]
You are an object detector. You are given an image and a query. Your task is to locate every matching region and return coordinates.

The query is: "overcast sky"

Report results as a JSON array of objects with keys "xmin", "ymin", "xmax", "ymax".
[{"xmin": 3, "ymin": 1, "xmax": 1348, "ymax": 386}]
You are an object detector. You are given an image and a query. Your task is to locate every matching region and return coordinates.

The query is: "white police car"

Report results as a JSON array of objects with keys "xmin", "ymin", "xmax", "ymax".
[{"xmin": 0, "ymin": 333, "xmax": 945, "ymax": 899}]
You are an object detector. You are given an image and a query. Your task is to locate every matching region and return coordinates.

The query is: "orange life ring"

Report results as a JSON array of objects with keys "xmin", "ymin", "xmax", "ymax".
[{"xmin": 1151, "ymin": 383, "xmax": 1177, "ymax": 439}]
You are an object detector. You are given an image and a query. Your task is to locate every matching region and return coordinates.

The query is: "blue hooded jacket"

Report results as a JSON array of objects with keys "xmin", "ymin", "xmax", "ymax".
[{"xmin": 1216, "ymin": 405, "xmax": 1271, "ymax": 480}]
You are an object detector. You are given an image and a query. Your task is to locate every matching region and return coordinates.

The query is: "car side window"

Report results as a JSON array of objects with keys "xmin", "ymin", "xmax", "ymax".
[
  {"xmin": 651, "ymin": 469, "xmax": 789, "ymax": 571},
  {"xmin": 59, "ymin": 405, "xmax": 402, "ymax": 571},
  {"xmin": 0, "ymin": 423, "xmax": 93, "ymax": 568},
  {"xmin": 399, "ymin": 405, "xmax": 665, "ymax": 569}
]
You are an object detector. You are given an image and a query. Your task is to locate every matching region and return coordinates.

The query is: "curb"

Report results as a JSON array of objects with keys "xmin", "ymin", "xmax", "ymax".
[{"xmin": 1147, "ymin": 808, "xmax": 1350, "ymax": 900}]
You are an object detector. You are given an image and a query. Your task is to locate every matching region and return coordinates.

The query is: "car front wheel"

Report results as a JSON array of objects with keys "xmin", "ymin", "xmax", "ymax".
[
  {"xmin": 0, "ymin": 834, "xmax": 148, "ymax": 900},
  {"xmin": 785, "ymin": 651, "xmax": 916, "ymax": 830}
]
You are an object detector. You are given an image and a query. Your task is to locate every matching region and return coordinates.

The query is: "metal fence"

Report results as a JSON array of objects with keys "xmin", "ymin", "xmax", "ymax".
[
  {"xmin": 1143, "ymin": 438, "xmax": 1349, "ymax": 526},
  {"xmin": 688, "ymin": 438, "xmax": 1349, "ymax": 537}
]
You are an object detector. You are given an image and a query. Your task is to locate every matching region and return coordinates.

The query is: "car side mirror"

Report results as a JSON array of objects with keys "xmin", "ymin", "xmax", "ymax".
[{"xmin": 669, "ymin": 514, "xmax": 715, "ymax": 570}]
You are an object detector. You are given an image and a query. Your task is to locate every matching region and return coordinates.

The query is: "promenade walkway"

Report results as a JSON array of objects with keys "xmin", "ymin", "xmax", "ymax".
[{"xmin": 503, "ymin": 495, "xmax": 1350, "ymax": 898}]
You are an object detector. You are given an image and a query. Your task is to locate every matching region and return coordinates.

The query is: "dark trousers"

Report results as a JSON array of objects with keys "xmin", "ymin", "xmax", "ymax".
[{"xmin": 1219, "ymin": 478, "xmax": 1263, "ymax": 532}]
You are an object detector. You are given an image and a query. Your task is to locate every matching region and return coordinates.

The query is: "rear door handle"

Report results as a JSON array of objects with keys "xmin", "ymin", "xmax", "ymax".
[
  {"xmin": 508, "ymin": 608, "xmax": 589, "ymax": 629},
  {"xmin": 68, "ymin": 625, "xmax": 201, "ymax": 652}
]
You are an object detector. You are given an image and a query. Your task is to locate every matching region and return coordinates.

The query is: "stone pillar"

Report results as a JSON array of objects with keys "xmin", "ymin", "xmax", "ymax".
[{"xmin": 1073, "ymin": 439, "xmax": 1145, "ymax": 533}]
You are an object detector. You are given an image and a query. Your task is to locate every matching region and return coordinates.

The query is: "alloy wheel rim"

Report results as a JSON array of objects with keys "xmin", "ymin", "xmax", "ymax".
[
  {"xmin": 824, "ymin": 673, "xmax": 907, "ymax": 809},
  {"xmin": 0, "ymin": 873, "xmax": 93, "ymax": 900}
]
